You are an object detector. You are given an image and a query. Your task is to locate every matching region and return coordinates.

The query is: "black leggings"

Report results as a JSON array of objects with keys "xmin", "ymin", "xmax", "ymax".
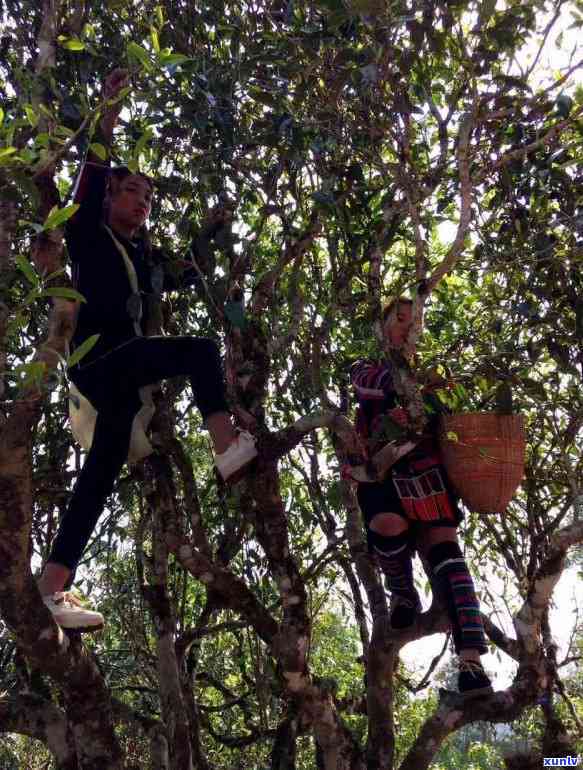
[{"xmin": 49, "ymin": 336, "xmax": 229, "ymax": 571}]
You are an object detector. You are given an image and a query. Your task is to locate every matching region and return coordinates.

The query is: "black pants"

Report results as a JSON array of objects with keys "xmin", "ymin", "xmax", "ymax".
[{"xmin": 49, "ymin": 336, "xmax": 229, "ymax": 571}]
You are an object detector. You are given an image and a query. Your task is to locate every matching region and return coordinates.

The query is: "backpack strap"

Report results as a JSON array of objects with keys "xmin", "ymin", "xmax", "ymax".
[{"xmin": 103, "ymin": 224, "xmax": 143, "ymax": 337}]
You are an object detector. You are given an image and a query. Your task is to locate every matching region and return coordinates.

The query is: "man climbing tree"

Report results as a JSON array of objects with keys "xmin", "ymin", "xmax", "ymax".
[{"xmin": 36, "ymin": 68, "xmax": 257, "ymax": 631}]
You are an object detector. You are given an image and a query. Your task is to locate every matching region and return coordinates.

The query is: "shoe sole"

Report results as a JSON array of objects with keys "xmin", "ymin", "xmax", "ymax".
[
  {"xmin": 54, "ymin": 619, "xmax": 104, "ymax": 633},
  {"xmin": 62, "ymin": 623, "xmax": 104, "ymax": 633}
]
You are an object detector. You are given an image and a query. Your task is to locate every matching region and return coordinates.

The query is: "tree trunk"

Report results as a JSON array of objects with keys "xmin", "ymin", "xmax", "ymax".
[
  {"xmin": 270, "ymin": 716, "xmax": 298, "ymax": 770},
  {"xmin": 366, "ymin": 619, "xmax": 396, "ymax": 770},
  {"xmin": 143, "ymin": 454, "xmax": 194, "ymax": 770}
]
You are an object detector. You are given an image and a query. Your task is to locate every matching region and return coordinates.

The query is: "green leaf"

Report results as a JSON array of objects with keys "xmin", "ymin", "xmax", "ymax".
[
  {"xmin": 159, "ymin": 52, "xmax": 190, "ymax": 68},
  {"xmin": 38, "ymin": 103, "xmax": 55, "ymax": 120},
  {"xmin": 14, "ymin": 148, "xmax": 35, "ymax": 165},
  {"xmin": 24, "ymin": 105, "xmax": 38, "ymax": 127},
  {"xmin": 0, "ymin": 107, "xmax": 4, "ymax": 125},
  {"xmin": 478, "ymin": 0, "xmax": 497, "ymax": 26},
  {"xmin": 113, "ymin": 86, "xmax": 132, "ymax": 103},
  {"xmin": 68, "ymin": 334, "xmax": 100, "ymax": 368},
  {"xmin": 34, "ymin": 132, "xmax": 50, "ymax": 148},
  {"xmin": 14, "ymin": 361, "xmax": 46, "ymax": 388},
  {"xmin": 45, "ymin": 267, "xmax": 66, "ymax": 281},
  {"xmin": 7, "ymin": 311, "xmax": 29, "ymax": 337},
  {"xmin": 41, "ymin": 287, "xmax": 86, "ymax": 303},
  {"xmin": 127, "ymin": 42, "xmax": 152, "ymax": 69},
  {"xmin": 22, "ymin": 287, "xmax": 41, "ymax": 307},
  {"xmin": 0, "ymin": 147, "xmax": 17, "ymax": 158},
  {"xmin": 60, "ymin": 37, "xmax": 85, "ymax": 51},
  {"xmin": 150, "ymin": 27, "xmax": 160, "ymax": 53},
  {"xmin": 134, "ymin": 127, "xmax": 153, "ymax": 158},
  {"xmin": 43, "ymin": 203, "xmax": 80, "ymax": 230},
  {"xmin": 15, "ymin": 254, "xmax": 39, "ymax": 286},
  {"xmin": 89, "ymin": 142, "xmax": 108, "ymax": 161}
]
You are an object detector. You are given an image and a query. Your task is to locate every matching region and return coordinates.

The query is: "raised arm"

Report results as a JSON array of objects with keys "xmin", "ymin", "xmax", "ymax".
[
  {"xmin": 67, "ymin": 70, "xmax": 130, "ymax": 253},
  {"xmin": 98, "ymin": 68, "xmax": 129, "ymax": 147}
]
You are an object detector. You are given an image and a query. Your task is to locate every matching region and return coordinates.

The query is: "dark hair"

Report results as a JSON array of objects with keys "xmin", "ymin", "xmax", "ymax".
[
  {"xmin": 106, "ymin": 166, "xmax": 154, "ymax": 195},
  {"xmin": 381, "ymin": 296, "xmax": 413, "ymax": 322}
]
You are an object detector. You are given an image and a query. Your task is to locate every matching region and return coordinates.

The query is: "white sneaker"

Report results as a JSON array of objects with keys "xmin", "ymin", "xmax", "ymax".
[
  {"xmin": 214, "ymin": 431, "xmax": 258, "ymax": 482},
  {"xmin": 43, "ymin": 592, "xmax": 104, "ymax": 632}
]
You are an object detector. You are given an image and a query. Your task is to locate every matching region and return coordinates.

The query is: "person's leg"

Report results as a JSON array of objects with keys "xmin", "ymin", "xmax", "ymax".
[
  {"xmin": 39, "ymin": 401, "xmax": 136, "ymax": 596},
  {"xmin": 101, "ymin": 336, "xmax": 256, "ymax": 475},
  {"xmin": 357, "ymin": 483, "xmax": 420, "ymax": 628},
  {"xmin": 205, "ymin": 411, "xmax": 235, "ymax": 454},
  {"xmin": 103, "ymin": 336, "xmax": 229, "ymax": 424},
  {"xmin": 419, "ymin": 526, "xmax": 492, "ymax": 695},
  {"xmin": 37, "ymin": 562, "xmax": 72, "ymax": 598},
  {"xmin": 420, "ymin": 527, "xmax": 488, "ymax": 656}
]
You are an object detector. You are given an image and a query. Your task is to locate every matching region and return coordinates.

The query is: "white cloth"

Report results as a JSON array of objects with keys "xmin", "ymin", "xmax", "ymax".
[{"xmin": 68, "ymin": 381, "xmax": 155, "ymax": 464}]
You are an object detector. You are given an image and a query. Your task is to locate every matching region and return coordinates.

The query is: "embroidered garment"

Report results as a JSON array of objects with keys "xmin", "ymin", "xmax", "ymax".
[
  {"xmin": 427, "ymin": 541, "xmax": 488, "ymax": 654},
  {"xmin": 367, "ymin": 530, "xmax": 418, "ymax": 601},
  {"xmin": 350, "ymin": 358, "xmax": 399, "ymax": 456},
  {"xmin": 350, "ymin": 358, "xmax": 459, "ymax": 524},
  {"xmin": 392, "ymin": 453, "xmax": 457, "ymax": 523}
]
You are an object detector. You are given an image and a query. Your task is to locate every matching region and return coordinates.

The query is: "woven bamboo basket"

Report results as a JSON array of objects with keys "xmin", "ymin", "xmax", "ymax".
[{"xmin": 438, "ymin": 413, "xmax": 526, "ymax": 514}]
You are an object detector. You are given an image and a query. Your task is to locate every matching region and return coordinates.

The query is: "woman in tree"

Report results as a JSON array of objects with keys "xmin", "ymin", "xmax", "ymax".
[
  {"xmin": 37, "ymin": 69, "xmax": 257, "ymax": 631},
  {"xmin": 348, "ymin": 297, "xmax": 493, "ymax": 698}
]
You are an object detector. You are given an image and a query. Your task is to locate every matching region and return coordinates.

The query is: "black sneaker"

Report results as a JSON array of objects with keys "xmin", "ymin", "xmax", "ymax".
[
  {"xmin": 389, "ymin": 593, "xmax": 421, "ymax": 630},
  {"xmin": 458, "ymin": 660, "xmax": 494, "ymax": 699}
]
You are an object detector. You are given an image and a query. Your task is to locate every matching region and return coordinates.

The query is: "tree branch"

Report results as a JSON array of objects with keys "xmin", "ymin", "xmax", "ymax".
[
  {"xmin": 426, "ymin": 106, "xmax": 476, "ymax": 293},
  {"xmin": 0, "ymin": 693, "xmax": 76, "ymax": 770}
]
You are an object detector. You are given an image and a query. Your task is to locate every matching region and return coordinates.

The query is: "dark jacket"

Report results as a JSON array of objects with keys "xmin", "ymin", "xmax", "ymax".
[{"xmin": 66, "ymin": 162, "xmax": 195, "ymax": 367}]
